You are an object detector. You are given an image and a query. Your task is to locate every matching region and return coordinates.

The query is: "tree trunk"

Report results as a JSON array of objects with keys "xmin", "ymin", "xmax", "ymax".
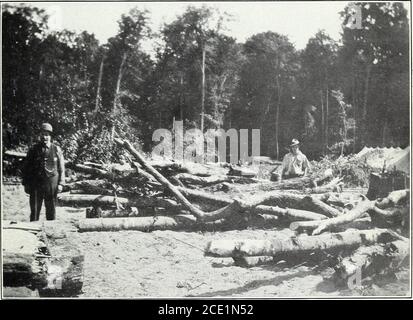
[
  {"xmin": 58, "ymin": 194, "xmax": 130, "ymax": 207},
  {"xmin": 94, "ymin": 57, "xmax": 104, "ymax": 113},
  {"xmin": 375, "ymin": 189, "xmax": 409, "ymax": 209},
  {"xmin": 253, "ymin": 205, "xmax": 327, "ymax": 221},
  {"xmin": 320, "ymin": 89, "xmax": 325, "ymax": 155},
  {"xmin": 78, "ymin": 215, "xmax": 197, "ymax": 232},
  {"xmin": 301, "ymin": 196, "xmax": 342, "ymax": 218},
  {"xmin": 290, "ymin": 200, "xmax": 375, "ymax": 235},
  {"xmin": 200, "ymin": 46, "xmax": 206, "ymax": 133},
  {"xmin": 111, "ymin": 52, "xmax": 127, "ymax": 139},
  {"xmin": 361, "ymin": 63, "xmax": 372, "ymax": 141},
  {"xmin": 275, "ymin": 75, "xmax": 281, "ymax": 160},
  {"xmin": 352, "ymin": 73, "xmax": 357, "ymax": 153},
  {"xmin": 113, "ymin": 53, "xmax": 127, "ymax": 113},
  {"xmin": 173, "ymin": 173, "xmax": 257, "ymax": 187},
  {"xmin": 58, "ymin": 193, "xmax": 185, "ymax": 211},
  {"xmin": 179, "ymin": 73, "xmax": 184, "ymax": 120},
  {"xmin": 205, "ymin": 228, "xmax": 398, "ymax": 258},
  {"xmin": 334, "ymin": 239, "xmax": 409, "ymax": 285},
  {"xmin": 325, "ymin": 85, "xmax": 329, "ymax": 149}
]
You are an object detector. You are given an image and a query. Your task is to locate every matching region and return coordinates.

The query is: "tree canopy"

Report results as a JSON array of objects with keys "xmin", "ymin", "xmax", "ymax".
[{"xmin": 2, "ymin": 3, "xmax": 410, "ymax": 162}]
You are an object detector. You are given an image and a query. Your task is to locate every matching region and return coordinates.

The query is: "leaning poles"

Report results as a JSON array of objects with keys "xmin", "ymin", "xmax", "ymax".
[{"xmin": 113, "ymin": 138, "xmax": 242, "ymax": 222}]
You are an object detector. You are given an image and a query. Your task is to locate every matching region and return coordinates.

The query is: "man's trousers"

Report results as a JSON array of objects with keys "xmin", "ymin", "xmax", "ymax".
[{"xmin": 29, "ymin": 175, "xmax": 58, "ymax": 221}]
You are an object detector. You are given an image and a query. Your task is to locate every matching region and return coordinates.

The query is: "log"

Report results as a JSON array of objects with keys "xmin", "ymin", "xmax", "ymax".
[
  {"xmin": 305, "ymin": 177, "xmax": 344, "ymax": 194},
  {"xmin": 83, "ymin": 161, "xmax": 105, "ymax": 169},
  {"xmin": 78, "ymin": 215, "xmax": 215, "ymax": 232},
  {"xmin": 4, "ymin": 150, "xmax": 27, "ymax": 158},
  {"xmin": 253, "ymin": 205, "xmax": 327, "ymax": 221},
  {"xmin": 63, "ymin": 179, "xmax": 113, "ymax": 195},
  {"xmin": 221, "ymin": 178, "xmax": 315, "ymax": 193},
  {"xmin": 233, "ymin": 256, "xmax": 275, "ymax": 267},
  {"xmin": 290, "ymin": 200, "xmax": 375, "ymax": 235},
  {"xmin": 236, "ymin": 192, "xmax": 305, "ymax": 209},
  {"xmin": 66, "ymin": 163, "xmax": 159, "ymax": 187},
  {"xmin": 66, "ymin": 163, "xmax": 112, "ymax": 178},
  {"xmin": 368, "ymin": 206, "xmax": 410, "ymax": 234},
  {"xmin": 58, "ymin": 194, "xmax": 130, "ymax": 207},
  {"xmin": 205, "ymin": 228, "xmax": 398, "ymax": 258},
  {"xmin": 58, "ymin": 193, "xmax": 185, "ymax": 213},
  {"xmin": 375, "ymin": 189, "xmax": 409, "ymax": 209},
  {"xmin": 228, "ymin": 165, "xmax": 257, "ymax": 177},
  {"xmin": 174, "ymin": 173, "xmax": 257, "ymax": 186},
  {"xmin": 334, "ymin": 239, "xmax": 409, "ymax": 285},
  {"xmin": 301, "ymin": 196, "xmax": 342, "ymax": 218},
  {"xmin": 176, "ymin": 187, "xmax": 232, "ymax": 209}
]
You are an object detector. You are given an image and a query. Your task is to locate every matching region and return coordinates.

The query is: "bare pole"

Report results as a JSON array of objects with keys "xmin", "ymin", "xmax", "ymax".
[
  {"xmin": 200, "ymin": 45, "xmax": 206, "ymax": 132},
  {"xmin": 94, "ymin": 57, "xmax": 105, "ymax": 114}
]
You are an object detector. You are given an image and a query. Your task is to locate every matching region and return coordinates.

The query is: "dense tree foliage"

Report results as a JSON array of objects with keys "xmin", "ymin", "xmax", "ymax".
[{"xmin": 2, "ymin": 3, "xmax": 410, "ymax": 161}]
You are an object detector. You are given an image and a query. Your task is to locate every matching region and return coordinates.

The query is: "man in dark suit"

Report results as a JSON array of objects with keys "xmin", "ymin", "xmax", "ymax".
[{"xmin": 22, "ymin": 123, "xmax": 65, "ymax": 221}]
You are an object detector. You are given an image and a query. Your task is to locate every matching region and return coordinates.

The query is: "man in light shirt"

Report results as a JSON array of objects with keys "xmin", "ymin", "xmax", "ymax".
[{"xmin": 273, "ymin": 139, "xmax": 311, "ymax": 181}]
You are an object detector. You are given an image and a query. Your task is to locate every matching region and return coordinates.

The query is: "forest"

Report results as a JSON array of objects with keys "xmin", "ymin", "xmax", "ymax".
[{"xmin": 2, "ymin": 2, "xmax": 410, "ymax": 162}]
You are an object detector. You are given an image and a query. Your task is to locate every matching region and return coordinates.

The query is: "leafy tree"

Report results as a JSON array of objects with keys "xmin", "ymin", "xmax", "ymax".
[
  {"xmin": 339, "ymin": 2, "xmax": 409, "ymax": 148},
  {"xmin": 300, "ymin": 30, "xmax": 339, "ymax": 156},
  {"xmin": 233, "ymin": 32, "xmax": 300, "ymax": 159}
]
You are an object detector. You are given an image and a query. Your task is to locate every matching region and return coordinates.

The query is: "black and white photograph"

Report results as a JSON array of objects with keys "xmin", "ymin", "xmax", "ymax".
[{"xmin": 1, "ymin": 1, "xmax": 411, "ymax": 301}]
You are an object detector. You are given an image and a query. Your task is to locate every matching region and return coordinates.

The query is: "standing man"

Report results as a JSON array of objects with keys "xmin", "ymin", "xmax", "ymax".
[
  {"xmin": 272, "ymin": 139, "xmax": 311, "ymax": 181},
  {"xmin": 22, "ymin": 123, "xmax": 65, "ymax": 221}
]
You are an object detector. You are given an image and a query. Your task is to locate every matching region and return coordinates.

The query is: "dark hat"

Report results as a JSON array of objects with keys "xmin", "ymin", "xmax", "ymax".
[
  {"xmin": 41, "ymin": 123, "xmax": 53, "ymax": 133},
  {"xmin": 289, "ymin": 139, "xmax": 300, "ymax": 147}
]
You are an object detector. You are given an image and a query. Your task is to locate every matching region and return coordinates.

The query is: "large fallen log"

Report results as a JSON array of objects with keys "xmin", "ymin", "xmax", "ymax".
[
  {"xmin": 173, "ymin": 173, "xmax": 258, "ymax": 186},
  {"xmin": 63, "ymin": 179, "xmax": 114, "ymax": 195},
  {"xmin": 334, "ymin": 239, "xmax": 409, "ymax": 285},
  {"xmin": 290, "ymin": 200, "xmax": 375, "ymax": 235},
  {"xmin": 78, "ymin": 213, "xmax": 283, "ymax": 232},
  {"xmin": 58, "ymin": 194, "xmax": 130, "ymax": 207},
  {"xmin": 78, "ymin": 215, "xmax": 223, "ymax": 232},
  {"xmin": 253, "ymin": 205, "xmax": 327, "ymax": 221},
  {"xmin": 301, "ymin": 196, "xmax": 342, "ymax": 217},
  {"xmin": 205, "ymin": 228, "xmax": 399, "ymax": 258},
  {"xmin": 58, "ymin": 193, "xmax": 184, "ymax": 212}
]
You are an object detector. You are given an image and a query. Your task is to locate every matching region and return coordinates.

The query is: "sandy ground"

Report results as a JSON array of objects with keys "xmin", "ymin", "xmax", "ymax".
[{"xmin": 2, "ymin": 183, "xmax": 411, "ymax": 298}]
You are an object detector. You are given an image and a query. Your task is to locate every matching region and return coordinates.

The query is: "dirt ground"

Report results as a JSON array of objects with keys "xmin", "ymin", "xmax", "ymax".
[{"xmin": 2, "ymin": 183, "xmax": 411, "ymax": 298}]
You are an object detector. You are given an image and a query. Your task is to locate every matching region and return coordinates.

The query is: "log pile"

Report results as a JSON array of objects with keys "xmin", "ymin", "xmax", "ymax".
[
  {"xmin": 59, "ymin": 139, "xmax": 347, "ymax": 232},
  {"xmin": 51, "ymin": 138, "xmax": 409, "ymax": 286},
  {"xmin": 3, "ymin": 221, "xmax": 84, "ymax": 297},
  {"xmin": 59, "ymin": 139, "xmax": 409, "ymax": 236}
]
